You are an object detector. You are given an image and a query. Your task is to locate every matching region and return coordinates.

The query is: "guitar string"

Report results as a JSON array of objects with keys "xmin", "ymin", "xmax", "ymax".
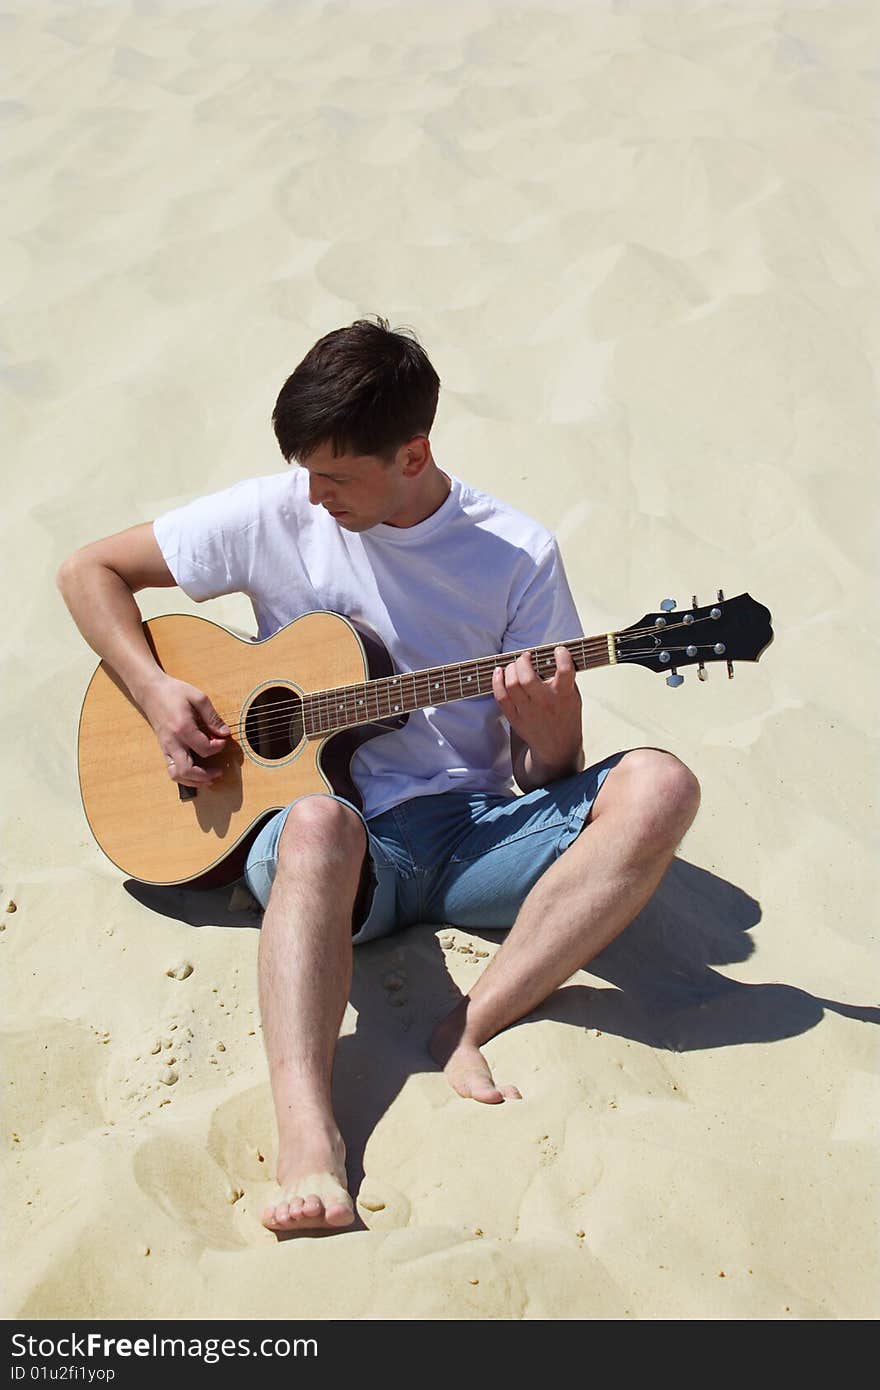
[
  {"xmin": 210, "ymin": 619, "xmax": 719, "ymax": 739},
  {"xmin": 213, "ymin": 644, "xmax": 610, "ymax": 741},
  {"xmin": 170, "ymin": 634, "xmax": 718, "ymax": 776},
  {"xmin": 207, "ymin": 619, "xmax": 724, "ymax": 745},
  {"xmin": 212, "ymin": 629, "xmax": 645, "ymax": 737},
  {"xmin": 222, "ymin": 648, "xmax": 720, "ymax": 747}
]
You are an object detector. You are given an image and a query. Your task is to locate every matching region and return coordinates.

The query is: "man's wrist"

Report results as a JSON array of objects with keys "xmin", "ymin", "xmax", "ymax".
[
  {"xmin": 516, "ymin": 741, "xmax": 585, "ymax": 791},
  {"xmin": 131, "ymin": 666, "xmax": 170, "ymax": 710}
]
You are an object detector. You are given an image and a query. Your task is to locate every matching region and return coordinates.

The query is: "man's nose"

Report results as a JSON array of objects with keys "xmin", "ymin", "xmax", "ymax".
[{"xmin": 308, "ymin": 479, "xmax": 332, "ymax": 507}]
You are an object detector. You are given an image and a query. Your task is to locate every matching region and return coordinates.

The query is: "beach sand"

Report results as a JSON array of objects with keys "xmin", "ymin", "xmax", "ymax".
[{"xmin": 2, "ymin": 0, "xmax": 877, "ymax": 1319}]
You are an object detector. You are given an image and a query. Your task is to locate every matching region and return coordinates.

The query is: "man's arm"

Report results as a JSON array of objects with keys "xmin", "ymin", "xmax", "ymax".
[
  {"xmin": 56, "ymin": 522, "xmax": 178, "ymax": 706},
  {"xmin": 57, "ymin": 523, "xmax": 230, "ymax": 787},
  {"xmin": 495, "ymin": 646, "xmax": 585, "ymax": 795}
]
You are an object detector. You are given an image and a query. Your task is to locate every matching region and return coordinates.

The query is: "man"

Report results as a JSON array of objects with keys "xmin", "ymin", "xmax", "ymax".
[{"xmin": 57, "ymin": 317, "xmax": 700, "ymax": 1235}]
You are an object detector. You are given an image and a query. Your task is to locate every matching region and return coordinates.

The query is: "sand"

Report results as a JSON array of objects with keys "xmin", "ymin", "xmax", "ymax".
[{"xmin": 2, "ymin": 0, "xmax": 878, "ymax": 1320}]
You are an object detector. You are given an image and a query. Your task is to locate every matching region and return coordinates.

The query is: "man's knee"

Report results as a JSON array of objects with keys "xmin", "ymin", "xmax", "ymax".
[
  {"xmin": 593, "ymin": 747, "xmax": 700, "ymax": 840},
  {"xmin": 276, "ymin": 795, "xmax": 367, "ymax": 873}
]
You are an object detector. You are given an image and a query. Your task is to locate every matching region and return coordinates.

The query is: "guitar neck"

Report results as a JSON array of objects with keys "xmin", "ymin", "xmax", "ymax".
[{"xmin": 303, "ymin": 633, "xmax": 614, "ymax": 737}]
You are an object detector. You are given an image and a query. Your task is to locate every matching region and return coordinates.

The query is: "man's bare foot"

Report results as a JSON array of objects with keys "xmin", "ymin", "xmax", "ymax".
[
  {"xmin": 262, "ymin": 1127, "xmax": 356, "ymax": 1233},
  {"xmin": 429, "ymin": 1007, "xmax": 522, "ymax": 1104}
]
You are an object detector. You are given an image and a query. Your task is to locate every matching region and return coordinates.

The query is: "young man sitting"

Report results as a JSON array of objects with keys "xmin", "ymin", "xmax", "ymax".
[{"xmin": 57, "ymin": 316, "xmax": 700, "ymax": 1234}]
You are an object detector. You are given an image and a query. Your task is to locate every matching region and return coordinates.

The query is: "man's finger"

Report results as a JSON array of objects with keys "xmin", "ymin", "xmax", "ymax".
[
  {"xmin": 552, "ymin": 645, "xmax": 576, "ymax": 687},
  {"xmin": 165, "ymin": 750, "xmax": 189, "ymax": 783},
  {"xmin": 504, "ymin": 655, "xmax": 527, "ymax": 692},
  {"xmin": 494, "ymin": 665, "xmax": 522, "ymax": 722},
  {"xmin": 503, "ymin": 660, "xmax": 525, "ymax": 703},
  {"xmin": 493, "ymin": 664, "xmax": 511, "ymax": 703},
  {"xmin": 195, "ymin": 695, "xmax": 230, "ymax": 735},
  {"xmin": 187, "ymin": 724, "xmax": 228, "ymax": 757},
  {"xmin": 515, "ymin": 650, "xmax": 536, "ymax": 684},
  {"xmin": 165, "ymin": 747, "xmax": 220, "ymax": 786}
]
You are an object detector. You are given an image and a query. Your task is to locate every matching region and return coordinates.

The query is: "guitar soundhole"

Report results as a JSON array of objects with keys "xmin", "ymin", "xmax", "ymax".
[{"xmin": 244, "ymin": 686, "xmax": 305, "ymax": 761}]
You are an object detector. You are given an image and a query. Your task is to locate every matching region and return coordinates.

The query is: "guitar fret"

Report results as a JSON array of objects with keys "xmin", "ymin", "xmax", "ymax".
[{"xmin": 385, "ymin": 677, "xmax": 397, "ymax": 717}]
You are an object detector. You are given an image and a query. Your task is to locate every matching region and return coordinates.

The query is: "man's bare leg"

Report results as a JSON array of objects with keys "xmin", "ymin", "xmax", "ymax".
[
  {"xmin": 258, "ymin": 796, "xmax": 367, "ymax": 1232},
  {"xmin": 429, "ymin": 749, "xmax": 701, "ymax": 1102}
]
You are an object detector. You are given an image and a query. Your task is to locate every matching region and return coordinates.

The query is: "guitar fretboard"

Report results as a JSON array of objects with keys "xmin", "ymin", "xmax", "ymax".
[{"xmin": 301, "ymin": 633, "xmax": 616, "ymax": 737}]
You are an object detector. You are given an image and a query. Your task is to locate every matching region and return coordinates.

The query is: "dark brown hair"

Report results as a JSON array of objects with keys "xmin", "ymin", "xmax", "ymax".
[{"xmin": 272, "ymin": 315, "xmax": 440, "ymax": 464}]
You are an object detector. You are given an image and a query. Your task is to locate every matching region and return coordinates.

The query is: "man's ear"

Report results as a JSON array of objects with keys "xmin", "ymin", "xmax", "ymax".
[{"xmin": 400, "ymin": 435, "xmax": 431, "ymax": 477}]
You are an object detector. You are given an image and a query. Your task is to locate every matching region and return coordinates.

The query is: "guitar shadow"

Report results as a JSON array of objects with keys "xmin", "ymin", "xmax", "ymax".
[
  {"xmin": 125, "ymin": 877, "xmax": 266, "ymax": 929},
  {"xmin": 126, "ymin": 858, "xmax": 878, "ymax": 1208}
]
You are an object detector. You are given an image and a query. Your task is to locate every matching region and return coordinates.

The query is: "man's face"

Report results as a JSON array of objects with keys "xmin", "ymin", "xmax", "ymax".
[{"xmin": 299, "ymin": 440, "xmax": 418, "ymax": 531}]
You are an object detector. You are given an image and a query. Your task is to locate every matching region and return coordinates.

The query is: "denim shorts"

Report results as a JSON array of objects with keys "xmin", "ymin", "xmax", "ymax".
[{"xmin": 243, "ymin": 753, "xmax": 624, "ymax": 946}]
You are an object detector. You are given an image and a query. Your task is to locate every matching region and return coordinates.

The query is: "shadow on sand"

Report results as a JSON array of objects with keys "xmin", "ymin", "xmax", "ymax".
[{"xmin": 126, "ymin": 857, "xmax": 878, "ymax": 1215}]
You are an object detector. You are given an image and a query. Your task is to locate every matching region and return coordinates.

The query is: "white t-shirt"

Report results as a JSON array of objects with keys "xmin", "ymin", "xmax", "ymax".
[{"xmin": 153, "ymin": 468, "xmax": 584, "ymax": 819}]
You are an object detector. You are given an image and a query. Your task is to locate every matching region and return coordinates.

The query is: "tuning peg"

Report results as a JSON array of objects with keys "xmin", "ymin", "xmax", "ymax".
[
  {"xmin": 666, "ymin": 670, "xmax": 684, "ymax": 688},
  {"xmin": 727, "ymin": 661, "xmax": 735, "ymax": 679},
  {"xmin": 698, "ymin": 662, "xmax": 707, "ymax": 681},
  {"xmin": 717, "ymin": 589, "xmax": 725, "ymax": 601},
  {"xmin": 660, "ymin": 598, "xmax": 676, "ymax": 612}
]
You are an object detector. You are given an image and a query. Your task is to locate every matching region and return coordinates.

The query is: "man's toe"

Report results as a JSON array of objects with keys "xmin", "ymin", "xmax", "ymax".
[
  {"xmin": 471, "ymin": 1080, "xmax": 505, "ymax": 1103},
  {"xmin": 326, "ymin": 1202, "xmax": 355, "ymax": 1227}
]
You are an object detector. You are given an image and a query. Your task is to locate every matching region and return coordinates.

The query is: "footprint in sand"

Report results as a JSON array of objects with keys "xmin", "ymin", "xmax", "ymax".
[
  {"xmin": 355, "ymin": 1180, "xmax": 411, "ymax": 1229},
  {"xmin": 5, "ymin": 1021, "xmax": 105, "ymax": 1145},
  {"xmin": 205, "ymin": 1086, "xmax": 276, "ymax": 1187},
  {"xmin": 100, "ymin": 1014, "xmax": 196, "ymax": 1122},
  {"xmin": 132, "ymin": 1134, "xmax": 251, "ymax": 1250},
  {"xmin": 382, "ymin": 962, "xmax": 410, "ymax": 1013}
]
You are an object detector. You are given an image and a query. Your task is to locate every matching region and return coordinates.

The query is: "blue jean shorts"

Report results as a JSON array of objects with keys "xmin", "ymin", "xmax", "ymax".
[{"xmin": 243, "ymin": 753, "xmax": 624, "ymax": 946}]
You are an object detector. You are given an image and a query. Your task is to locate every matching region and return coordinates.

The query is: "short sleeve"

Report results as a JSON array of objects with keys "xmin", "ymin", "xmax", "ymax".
[
  {"xmin": 153, "ymin": 479, "xmax": 260, "ymax": 602},
  {"xmin": 502, "ymin": 538, "xmax": 585, "ymax": 654}
]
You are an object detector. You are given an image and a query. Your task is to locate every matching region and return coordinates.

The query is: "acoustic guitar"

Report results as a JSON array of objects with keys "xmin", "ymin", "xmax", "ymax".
[{"xmin": 77, "ymin": 591, "xmax": 773, "ymax": 887}]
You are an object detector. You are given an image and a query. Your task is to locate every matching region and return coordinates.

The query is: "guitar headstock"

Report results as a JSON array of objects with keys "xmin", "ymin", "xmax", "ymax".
[{"xmin": 615, "ymin": 592, "xmax": 773, "ymax": 684}]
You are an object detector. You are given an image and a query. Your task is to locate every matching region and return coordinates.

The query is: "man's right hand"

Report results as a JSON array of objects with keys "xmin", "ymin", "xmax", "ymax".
[{"xmin": 140, "ymin": 674, "xmax": 231, "ymax": 787}]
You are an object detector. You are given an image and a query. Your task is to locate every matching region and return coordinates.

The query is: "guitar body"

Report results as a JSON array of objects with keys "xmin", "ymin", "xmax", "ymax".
[{"xmin": 77, "ymin": 611, "xmax": 406, "ymax": 887}]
